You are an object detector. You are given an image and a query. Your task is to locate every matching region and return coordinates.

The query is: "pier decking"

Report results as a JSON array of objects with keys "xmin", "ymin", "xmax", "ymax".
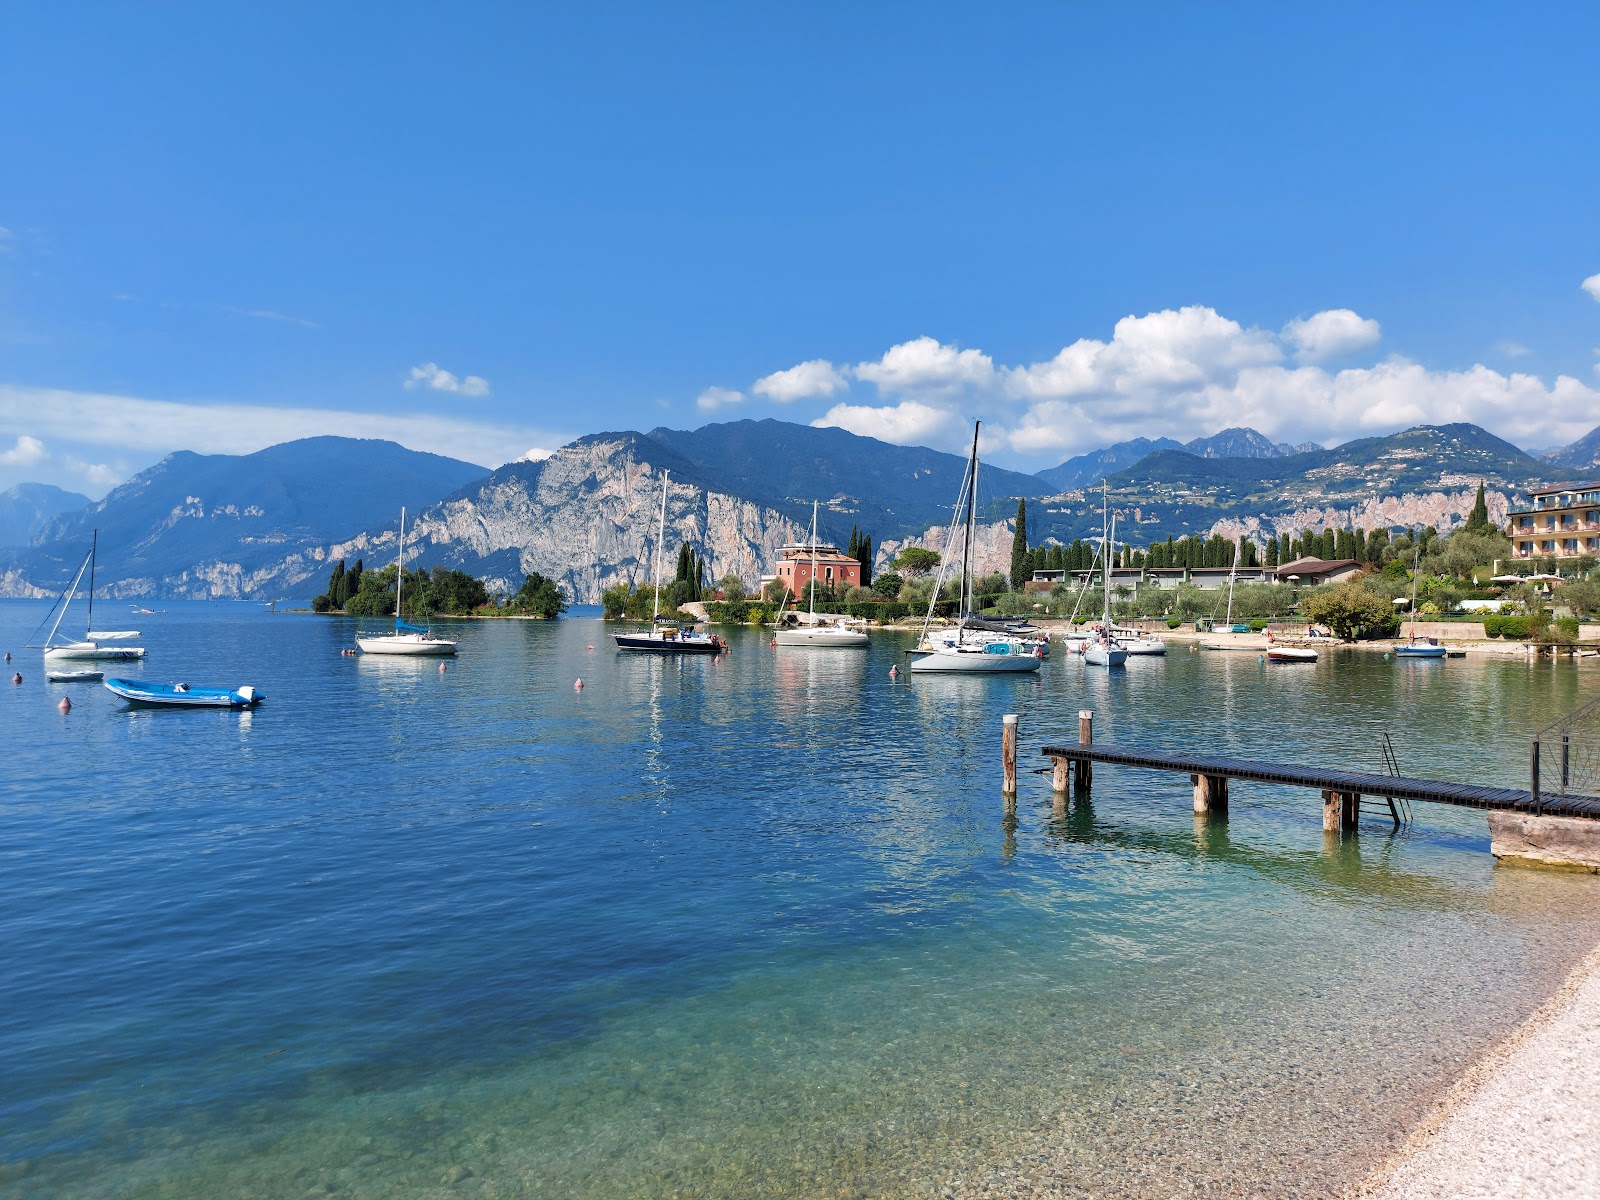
[{"xmin": 1037, "ymin": 743, "xmax": 1600, "ymax": 821}]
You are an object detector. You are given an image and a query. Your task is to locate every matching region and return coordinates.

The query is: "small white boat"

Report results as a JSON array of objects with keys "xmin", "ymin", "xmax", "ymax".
[
  {"xmin": 32, "ymin": 531, "xmax": 147, "ymax": 662},
  {"xmin": 104, "ymin": 678, "xmax": 263, "ymax": 708},
  {"xmin": 1083, "ymin": 494, "xmax": 1126, "ymax": 668},
  {"xmin": 47, "ymin": 669, "xmax": 104, "ymax": 683},
  {"xmin": 910, "ymin": 639, "xmax": 1043, "ymax": 672},
  {"xmin": 774, "ymin": 501, "xmax": 869, "ymax": 648},
  {"xmin": 357, "ymin": 507, "xmax": 458, "ymax": 657},
  {"xmin": 907, "ymin": 422, "xmax": 1040, "ymax": 675},
  {"xmin": 776, "ymin": 621, "xmax": 869, "ymax": 648}
]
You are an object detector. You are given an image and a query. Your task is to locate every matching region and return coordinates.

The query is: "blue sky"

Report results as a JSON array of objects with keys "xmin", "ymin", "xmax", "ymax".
[{"xmin": 3, "ymin": 3, "xmax": 1599, "ymax": 497}]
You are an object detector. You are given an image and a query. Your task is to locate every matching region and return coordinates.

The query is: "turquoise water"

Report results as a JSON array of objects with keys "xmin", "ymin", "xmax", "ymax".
[{"xmin": 3, "ymin": 602, "xmax": 1599, "ymax": 1198}]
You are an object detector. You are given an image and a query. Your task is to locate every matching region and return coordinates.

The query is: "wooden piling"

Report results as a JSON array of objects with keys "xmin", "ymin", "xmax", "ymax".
[
  {"xmin": 1074, "ymin": 710, "xmax": 1094, "ymax": 791},
  {"xmin": 1193, "ymin": 773, "xmax": 1229, "ymax": 816},
  {"xmin": 1002, "ymin": 714, "xmax": 1018, "ymax": 795},
  {"xmin": 1052, "ymin": 755, "xmax": 1070, "ymax": 794},
  {"xmin": 1322, "ymin": 789, "xmax": 1360, "ymax": 832}
]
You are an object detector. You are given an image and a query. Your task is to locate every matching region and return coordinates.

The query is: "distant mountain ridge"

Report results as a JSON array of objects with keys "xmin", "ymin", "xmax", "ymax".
[
  {"xmin": 3, "ymin": 437, "xmax": 489, "ymax": 598},
  {"xmin": 1540, "ymin": 423, "xmax": 1600, "ymax": 475},
  {"xmin": 1036, "ymin": 426, "xmax": 1316, "ymax": 490},
  {"xmin": 0, "ymin": 483, "xmax": 90, "ymax": 549},
  {"xmin": 0, "ymin": 419, "xmax": 1574, "ymax": 603}
]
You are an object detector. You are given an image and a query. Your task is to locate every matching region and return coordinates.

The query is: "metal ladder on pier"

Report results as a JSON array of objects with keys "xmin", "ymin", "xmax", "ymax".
[{"xmin": 1376, "ymin": 733, "xmax": 1413, "ymax": 829}]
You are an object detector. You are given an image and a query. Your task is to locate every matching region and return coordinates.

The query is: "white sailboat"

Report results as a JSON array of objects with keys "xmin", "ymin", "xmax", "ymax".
[
  {"xmin": 775, "ymin": 501, "xmax": 868, "ymax": 648},
  {"xmin": 356, "ymin": 508, "xmax": 458, "ymax": 656},
  {"xmin": 910, "ymin": 422, "xmax": 1042, "ymax": 674},
  {"xmin": 613, "ymin": 470, "xmax": 725, "ymax": 654},
  {"xmin": 35, "ymin": 531, "xmax": 146, "ymax": 661},
  {"xmin": 1083, "ymin": 488, "xmax": 1127, "ymax": 668}
]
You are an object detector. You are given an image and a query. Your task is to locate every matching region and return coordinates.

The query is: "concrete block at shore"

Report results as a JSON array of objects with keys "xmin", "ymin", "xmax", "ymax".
[{"xmin": 1488, "ymin": 812, "xmax": 1600, "ymax": 873}]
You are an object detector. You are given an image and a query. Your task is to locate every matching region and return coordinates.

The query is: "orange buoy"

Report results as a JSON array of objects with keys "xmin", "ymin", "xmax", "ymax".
[
  {"xmin": 438, "ymin": 662, "xmax": 447, "ymax": 673},
  {"xmin": 58, "ymin": 696, "xmax": 71, "ymax": 712},
  {"xmin": 585, "ymin": 644, "xmax": 594, "ymax": 651},
  {"xmin": 574, "ymin": 678, "xmax": 584, "ymax": 690}
]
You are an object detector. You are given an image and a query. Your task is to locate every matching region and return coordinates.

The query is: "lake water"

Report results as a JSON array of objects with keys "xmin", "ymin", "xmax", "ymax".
[{"xmin": 4, "ymin": 601, "xmax": 1600, "ymax": 1199}]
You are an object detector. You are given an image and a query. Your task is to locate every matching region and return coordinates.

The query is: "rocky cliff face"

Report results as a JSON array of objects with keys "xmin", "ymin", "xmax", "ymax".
[
  {"xmin": 1206, "ymin": 487, "xmax": 1513, "ymax": 544},
  {"xmin": 280, "ymin": 436, "xmax": 809, "ymax": 604}
]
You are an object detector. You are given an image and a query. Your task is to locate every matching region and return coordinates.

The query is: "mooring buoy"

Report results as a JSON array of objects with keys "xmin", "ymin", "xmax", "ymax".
[
  {"xmin": 574, "ymin": 678, "xmax": 584, "ymax": 690},
  {"xmin": 58, "ymin": 696, "xmax": 71, "ymax": 712}
]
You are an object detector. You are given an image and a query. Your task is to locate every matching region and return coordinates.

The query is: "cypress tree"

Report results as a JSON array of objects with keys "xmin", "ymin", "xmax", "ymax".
[
  {"xmin": 1010, "ymin": 499, "xmax": 1029, "ymax": 590},
  {"xmin": 1465, "ymin": 481, "xmax": 1490, "ymax": 533},
  {"xmin": 326, "ymin": 560, "xmax": 346, "ymax": 608},
  {"xmin": 857, "ymin": 533, "xmax": 873, "ymax": 586},
  {"xmin": 347, "ymin": 559, "xmax": 363, "ymax": 601},
  {"xmin": 1265, "ymin": 537, "xmax": 1279, "ymax": 568}
]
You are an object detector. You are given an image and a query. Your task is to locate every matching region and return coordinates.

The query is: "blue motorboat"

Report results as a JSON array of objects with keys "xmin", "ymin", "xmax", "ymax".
[
  {"xmin": 104, "ymin": 678, "xmax": 264, "ymax": 708},
  {"xmin": 1394, "ymin": 637, "xmax": 1446, "ymax": 659}
]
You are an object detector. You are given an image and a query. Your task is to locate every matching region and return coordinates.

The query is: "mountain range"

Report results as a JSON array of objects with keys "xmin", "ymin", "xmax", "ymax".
[
  {"xmin": 2, "ymin": 419, "xmax": 1597, "ymax": 604},
  {"xmin": 0, "ymin": 483, "xmax": 91, "ymax": 549}
]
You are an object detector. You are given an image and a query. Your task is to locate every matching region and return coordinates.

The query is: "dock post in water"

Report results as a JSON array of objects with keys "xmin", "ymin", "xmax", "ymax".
[
  {"xmin": 1074, "ymin": 710, "xmax": 1094, "ymax": 792},
  {"xmin": 1192, "ymin": 773, "xmax": 1229, "ymax": 816},
  {"xmin": 1002, "ymin": 714, "xmax": 1019, "ymax": 796},
  {"xmin": 1322, "ymin": 789, "xmax": 1360, "ymax": 832}
]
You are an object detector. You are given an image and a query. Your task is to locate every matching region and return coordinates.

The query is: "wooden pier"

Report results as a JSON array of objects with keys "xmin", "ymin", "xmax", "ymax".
[{"xmin": 1039, "ymin": 740, "xmax": 1600, "ymax": 825}]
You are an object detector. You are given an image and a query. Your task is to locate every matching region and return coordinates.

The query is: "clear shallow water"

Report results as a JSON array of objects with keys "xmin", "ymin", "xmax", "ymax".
[{"xmin": 3, "ymin": 602, "xmax": 1599, "ymax": 1198}]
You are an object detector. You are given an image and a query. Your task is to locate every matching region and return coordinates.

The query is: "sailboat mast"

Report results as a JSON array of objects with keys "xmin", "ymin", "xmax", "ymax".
[
  {"xmin": 44, "ymin": 549, "xmax": 92, "ymax": 647},
  {"xmin": 808, "ymin": 500, "xmax": 819, "ymax": 618},
  {"xmin": 86, "ymin": 529, "xmax": 97, "ymax": 635},
  {"xmin": 396, "ymin": 507, "xmax": 406, "ymax": 621},
  {"xmin": 652, "ymin": 470, "xmax": 669, "ymax": 623},
  {"xmin": 961, "ymin": 422, "xmax": 980, "ymax": 624}
]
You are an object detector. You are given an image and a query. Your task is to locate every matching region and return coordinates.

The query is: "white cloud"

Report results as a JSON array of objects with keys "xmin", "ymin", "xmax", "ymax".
[
  {"xmin": 0, "ymin": 434, "xmax": 47, "ymax": 466},
  {"xmin": 752, "ymin": 359, "xmax": 849, "ymax": 404},
  {"xmin": 62, "ymin": 457, "xmax": 117, "ymax": 487},
  {"xmin": 520, "ymin": 446, "xmax": 554, "ymax": 462},
  {"xmin": 811, "ymin": 400, "xmax": 956, "ymax": 446},
  {"xmin": 0, "ymin": 383, "xmax": 568, "ymax": 478},
  {"xmin": 855, "ymin": 336, "xmax": 995, "ymax": 397},
  {"xmin": 1007, "ymin": 306, "xmax": 1281, "ymax": 400},
  {"xmin": 1583, "ymin": 273, "xmax": 1600, "ymax": 303},
  {"xmin": 226, "ymin": 306, "xmax": 319, "ymax": 329},
  {"xmin": 696, "ymin": 386, "xmax": 745, "ymax": 413},
  {"xmin": 1281, "ymin": 308, "xmax": 1382, "ymax": 362},
  {"xmin": 1495, "ymin": 341, "xmax": 1531, "ymax": 358},
  {"xmin": 405, "ymin": 362, "xmax": 490, "ymax": 397}
]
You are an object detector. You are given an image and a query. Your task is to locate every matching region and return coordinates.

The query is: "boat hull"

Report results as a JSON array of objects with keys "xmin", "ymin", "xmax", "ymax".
[
  {"xmin": 774, "ymin": 626, "xmax": 869, "ymax": 647},
  {"xmin": 1394, "ymin": 646, "xmax": 1446, "ymax": 658},
  {"xmin": 909, "ymin": 646, "xmax": 1041, "ymax": 673},
  {"xmin": 1083, "ymin": 646, "xmax": 1128, "ymax": 667},
  {"xmin": 356, "ymin": 633, "xmax": 457, "ymax": 656},
  {"xmin": 104, "ymin": 678, "xmax": 263, "ymax": 708},
  {"xmin": 1267, "ymin": 648, "xmax": 1318, "ymax": 663},
  {"xmin": 613, "ymin": 632, "xmax": 725, "ymax": 654},
  {"xmin": 45, "ymin": 642, "xmax": 146, "ymax": 661},
  {"xmin": 47, "ymin": 670, "xmax": 104, "ymax": 682}
]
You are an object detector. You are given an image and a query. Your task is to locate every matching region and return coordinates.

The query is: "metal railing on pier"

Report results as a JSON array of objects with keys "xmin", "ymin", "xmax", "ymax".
[{"xmin": 1531, "ymin": 694, "xmax": 1600, "ymax": 814}]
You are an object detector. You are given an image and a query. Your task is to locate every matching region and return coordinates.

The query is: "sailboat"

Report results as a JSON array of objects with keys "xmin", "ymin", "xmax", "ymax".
[
  {"xmin": 613, "ymin": 470, "xmax": 726, "ymax": 655},
  {"xmin": 1394, "ymin": 540, "xmax": 1445, "ymax": 658},
  {"xmin": 356, "ymin": 508, "xmax": 458, "ymax": 656},
  {"xmin": 1083, "ymin": 490, "xmax": 1127, "ymax": 668},
  {"xmin": 775, "ymin": 501, "xmax": 869, "ymax": 648},
  {"xmin": 910, "ymin": 423, "xmax": 1041, "ymax": 674},
  {"xmin": 33, "ymin": 531, "xmax": 146, "ymax": 661}
]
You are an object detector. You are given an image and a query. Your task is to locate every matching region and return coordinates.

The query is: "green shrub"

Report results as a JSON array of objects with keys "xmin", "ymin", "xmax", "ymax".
[
  {"xmin": 1554, "ymin": 616, "xmax": 1581, "ymax": 644},
  {"xmin": 1166, "ymin": 615, "xmax": 1182, "ymax": 629},
  {"xmin": 1499, "ymin": 615, "xmax": 1532, "ymax": 639},
  {"xmin": 1483, "ymin": 615, "xmax": 1502, "ymax": 638},
  {"xmin": 1248, "ymin": 618, "xmax": 1268, "ymax": 632}
]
